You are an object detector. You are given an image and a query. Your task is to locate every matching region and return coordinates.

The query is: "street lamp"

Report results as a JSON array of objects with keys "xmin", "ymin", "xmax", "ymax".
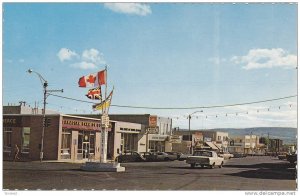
[
  {"xmin": 188, "ymin": 110, "xmax": 203, "ymax": 154},
  {"xmin": 27, "ymin": 69, "xmax": 63, "ymax": 162}
]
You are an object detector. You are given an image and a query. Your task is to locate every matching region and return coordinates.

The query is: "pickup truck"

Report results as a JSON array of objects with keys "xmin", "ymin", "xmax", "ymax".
[{"xmin": 186, "ymin": 150, "xmax": 224, "ymax": 169}]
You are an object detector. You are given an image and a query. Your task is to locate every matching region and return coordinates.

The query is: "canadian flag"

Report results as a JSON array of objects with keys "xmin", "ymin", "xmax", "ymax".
[{"xmin": 78, "ymin": 70, "xmax": 106, "ymax": 88}]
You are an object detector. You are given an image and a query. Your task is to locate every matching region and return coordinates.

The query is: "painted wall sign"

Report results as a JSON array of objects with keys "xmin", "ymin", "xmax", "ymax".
[
  {"xmin": 62, "ymin": 118, "xmax": 103, "ymax": 131},
  {"xmin": 149, "ymin": 115, "xmax": 157, "ymax": 128},
  {"xmin": 3, "ymin": 117, "xmax": 22, "ymax": 127},
  {"xmin": 169, "ymin": 135, "xmax": 182, "ymax": 143}
]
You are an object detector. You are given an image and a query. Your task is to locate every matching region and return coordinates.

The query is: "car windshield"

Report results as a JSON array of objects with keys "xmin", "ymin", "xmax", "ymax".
[{"xmin": 193, "ymin": 151, "xmax": 212, "ymax": 157}]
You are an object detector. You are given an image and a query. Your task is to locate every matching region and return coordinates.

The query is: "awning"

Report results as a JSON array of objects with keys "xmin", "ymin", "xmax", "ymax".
[
  {"xmin": 148, "ymin": 134, "xmax": 168, "ymax": 141},
  {"xmin": 205, "ymin": 142, "xmax": 219, "ymax": 150}
]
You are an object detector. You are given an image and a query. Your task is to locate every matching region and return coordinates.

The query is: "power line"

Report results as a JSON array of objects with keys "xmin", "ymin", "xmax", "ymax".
[{"xmin": 48, "ymin": 93, "xmax": 297, "ymax": 110}]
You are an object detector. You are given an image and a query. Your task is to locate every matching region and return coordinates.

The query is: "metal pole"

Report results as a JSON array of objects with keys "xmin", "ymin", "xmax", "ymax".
[
  {"xmin": 189, "ymin": 115, "xmax": 191, "ymax": 154},
  {"xmin": 27, "ymin": 69, "xmax": 63, "ymax": 162},
  {"xmin": 40, "ymin": 81, "xmax": 47, "ymax": 162}
]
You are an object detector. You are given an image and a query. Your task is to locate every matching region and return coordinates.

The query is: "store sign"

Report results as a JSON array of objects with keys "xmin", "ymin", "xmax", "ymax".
[
  {"xmin": 149, "ymin": 115, "xmax": 157, "ymax": 128},
  {"xmin": 101, "ymin": 114, "xmax": 109, "ymax": 128},
  {"xmin": 62, "ymin": 118, "xmax": 103, "ymax": 131},
  {"xmin": 147, "ymin": 127, "xmax": 158, "ymax": 134},
  {"xmin": 169, "ymin": 135, "xmax": 182, "ymax": 143},
  {"xmin": 3, "ymin": 117, "xmax": 22, "ymax": 127},
  {"xmin": 204, "ymin": 137, "xmax": 212, "ymax": 142},
  {"xmin": 148, "ymin": 134, "xmax": 168, "ymax": 141}
]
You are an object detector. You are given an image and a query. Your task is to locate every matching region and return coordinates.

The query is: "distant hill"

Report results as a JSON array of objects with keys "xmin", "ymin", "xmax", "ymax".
[{"xmin": 180, "ymin": 127, "xmax": 297, "ymax": 144}]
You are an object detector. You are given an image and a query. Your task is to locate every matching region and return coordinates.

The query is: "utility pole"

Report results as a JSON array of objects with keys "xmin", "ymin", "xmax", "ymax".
[
  {"xmin": 188, "ymin": 110, "xmax": 203, "ymax": 154},
  {"xmin": 27, "ymin": 69, "xmax": 63, "ymax": 162}
]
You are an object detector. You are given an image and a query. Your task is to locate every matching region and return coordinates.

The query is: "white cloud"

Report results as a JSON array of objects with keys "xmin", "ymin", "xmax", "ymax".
[
  {"xmin": 57, "ymin": 48, "xmax": 106, "ymax": 70},
  {"xmin": 82, "ymin": 48, "xmax": 106, "ymax": 65},
  {"xmin": 231, "ymin": 48, "xmax": 297, "ymax": 70},
  {"xmin": 104, "ymin": 3, "xmax": 152, "ymax": 16},
  {"xmin": 57, "ymin": 48, "xmax": 78, "ymax": 62},
  {"xmin": 70, "ymin": 62, "xmax": 97, "ymax": 70}
]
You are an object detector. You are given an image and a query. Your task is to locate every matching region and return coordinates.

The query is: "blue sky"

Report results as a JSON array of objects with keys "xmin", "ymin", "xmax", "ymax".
[{"xmin": 3, "ymin": 3, "xmax": 298, "ymax": 129}]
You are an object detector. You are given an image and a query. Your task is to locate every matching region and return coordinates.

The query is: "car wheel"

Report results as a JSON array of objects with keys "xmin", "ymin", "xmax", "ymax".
[
  {"xmin": 164, "ymin": 158, "xmax": 170, "ymax": 161},
  {"xmin": 219, "ymin": 162, "xmax": 224, "ymax": 168},
  {"xmin": 210, "ymin": 163, "xmax": 215, "ymax": 169}
]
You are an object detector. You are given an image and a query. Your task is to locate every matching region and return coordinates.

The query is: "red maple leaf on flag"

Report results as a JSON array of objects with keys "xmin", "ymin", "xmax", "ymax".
[{"xmin": 87, "ymin": 75, "xmax": 96, "ymax": 84}]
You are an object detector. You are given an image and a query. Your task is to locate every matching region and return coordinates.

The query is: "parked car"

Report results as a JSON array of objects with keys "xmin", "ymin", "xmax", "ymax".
[
  {"xmin": 153, "ymin": 152, "xmax": 172, "ymax": 161},
  {"xmin": 186, "ymin": 150, "xmax": 224, "ymax": 169},
  {"xmin": 139, "ymin": 152, "xmax": 157, "ymax": 162},
  {"xmin": 278, "ymin": 154, "xmax": 287, "ymax": 160},
  {"xmin": 139, "ymin": 152, "xmax": 173, "ymax": 162},
  {"xmin": 218, "ymin": 152, "xmax": 234, "ymax": 160},
  {"xmin": 165, "ymin": 152, "xmax": 179, "ymax": 161},
  {"xmin": 116, "ymin": 151, "xmax": 145, "ymax": 163},
  {"xmin": 232, "ymin": 152, "xmax": 246, "ymax": 158},
  {"xmin": 178, "ymin": 153, "xmax": 192, "ymax": 161},
  {"xmin": 286, "ymin": 153, "xmax": 297, "ymax": 164}
]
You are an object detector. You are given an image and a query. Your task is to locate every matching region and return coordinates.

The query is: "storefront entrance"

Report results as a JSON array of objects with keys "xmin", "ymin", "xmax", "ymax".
[
  {"xmin": 77, "ymin": 131, "xmax": 95, "ymax": 160},
  {"xmin": 83, "ymin": 142, "xmax": 90, "ymax": 159},
  {"xmin": 147, "ymin": 134, "xmax": 168, "ymax": 152},
  {"xmin": 149, "ymin": 141, "xmax": 165, "ymax": 152}
]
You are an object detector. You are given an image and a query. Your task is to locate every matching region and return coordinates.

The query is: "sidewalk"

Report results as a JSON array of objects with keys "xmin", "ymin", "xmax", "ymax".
[{"xmin": 33, "ymin": 159, "xmax": 116, "ymax": 164}]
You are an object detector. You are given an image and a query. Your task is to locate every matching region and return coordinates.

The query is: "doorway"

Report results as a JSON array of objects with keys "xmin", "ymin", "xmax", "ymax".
[{"xmin": 83, "ymin": 142, "xmax": 90, "ymax": 159}]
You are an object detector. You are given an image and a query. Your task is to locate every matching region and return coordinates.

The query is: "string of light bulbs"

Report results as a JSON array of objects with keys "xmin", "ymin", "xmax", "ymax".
[{"xmin": 48, "ymin": 93, "xmax": 297, "ymax": 110}]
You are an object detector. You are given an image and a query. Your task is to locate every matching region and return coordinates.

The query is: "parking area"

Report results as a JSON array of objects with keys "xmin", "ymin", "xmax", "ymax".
[{"xmin": 3, "ymin": 156, "xmax": 296, "ymax": 190}]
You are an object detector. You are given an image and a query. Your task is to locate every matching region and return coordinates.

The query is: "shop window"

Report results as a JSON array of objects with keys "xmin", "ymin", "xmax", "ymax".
[
  {"xmin": 61, "ymin": 130, "xmax": 71, "ymax": 159},
  {"xmin": 21, "ymin": 127, "xmax": 30, "ymax": 153},
  {"xmin": 78, "ymin": 131, "xmax": 83, "ymax": 154},
  {"xmin": 3, "ymin": 127, "xmax": 12, "ymax": 152},
  {"xmin": 89, "ymin": 132, "xmax": 95, "ymax": 155},
  {"xmin": 182, "ymin": 135, "xmax": 190, "ymax": 141}
]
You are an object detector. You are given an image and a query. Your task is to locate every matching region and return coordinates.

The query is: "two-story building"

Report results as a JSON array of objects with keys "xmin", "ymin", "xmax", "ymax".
[{"xmin": 228, "ymin": 135, "xmax": 261, "ymax": 154}]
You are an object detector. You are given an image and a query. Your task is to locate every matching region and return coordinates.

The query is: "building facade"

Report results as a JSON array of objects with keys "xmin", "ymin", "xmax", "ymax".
[
  {"xmin": 76, "ymin": 114, "xmax": 173, "ymax": 153},
  {"xmin": 201, "ymin": 131, "xmax": 229, "ymax": 152},
  {"xmin": 3, "ymin": 114, "xmax": 144, "ymax": 162},
  {"xmin": 228, "ymin": 135, "xmax": 261, "ymax": 154}
]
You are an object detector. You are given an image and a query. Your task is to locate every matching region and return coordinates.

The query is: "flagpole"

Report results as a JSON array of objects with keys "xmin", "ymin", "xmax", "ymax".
[
  {"xmin": 100, "ymin": 65, "xmax": 109, "ymax": 163},
  {"xmin": 107, "ymin": 86, "xmax": 114, "ymax": 114},
  {"xmin": 105, "ymin": 65, "xmax": 108, "ymax": 111}
]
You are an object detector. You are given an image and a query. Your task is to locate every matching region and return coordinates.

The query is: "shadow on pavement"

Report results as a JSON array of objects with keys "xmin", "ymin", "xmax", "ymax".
[{"xmin": 224, "ymin": 162, "xmax": 296, "ymax": 180}]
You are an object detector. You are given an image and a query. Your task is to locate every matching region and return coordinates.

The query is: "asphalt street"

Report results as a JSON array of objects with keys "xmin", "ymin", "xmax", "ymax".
[{"xmin": 3, "ymin": 156, "xmax": 297, "ymax": 190}]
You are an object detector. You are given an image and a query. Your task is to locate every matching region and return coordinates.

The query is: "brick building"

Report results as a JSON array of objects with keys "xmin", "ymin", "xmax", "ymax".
[{"xmin": 3, "ymin": 114, "xmax": 143, "ymax": 162}]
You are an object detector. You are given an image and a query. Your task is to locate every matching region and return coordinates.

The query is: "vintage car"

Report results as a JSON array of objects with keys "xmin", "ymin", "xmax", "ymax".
[
  {"xmin": 115, "ymin": 151, "xmax": 145, "ymax": 163},
  {"xmin": 232, "ymin": 152, "xmax": 246, "ymax": 158},
  {"xmin": 140, "ymin": 152, "xmax": 175, "ymax": 162},
  {"xmin": 178, "ymin": 153, "xmax": 192, "ymax": 161},
  {"xmin": 165, "ymin": 152, "xmax": 179, "ymax": 161},
  {"xmin": 186, "ymin": 150, "xmax": 224, "ymax": 168},
  {"xmin": 153, "ymin": 152, "xmax": 173, "ymax": 161},
  {"xmin": 278, "ymin": 154, "xmax": 287, "ymax": 160},
  {"xmin": 286, "ymin": 153, "xmax": 297, "ymax": 164},
  {"xmin": 139, "ymin": 152, "xmax": 157, "ymax": 162},
  {"xmin": 218, "ymin": 152, "xmax": 234, "ymax": 160}
]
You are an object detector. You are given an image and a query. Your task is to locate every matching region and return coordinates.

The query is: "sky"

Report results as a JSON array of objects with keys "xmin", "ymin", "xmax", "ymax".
[{"xmin": 2, "ymin": 2, "xmax": 298, "ymax": 130}]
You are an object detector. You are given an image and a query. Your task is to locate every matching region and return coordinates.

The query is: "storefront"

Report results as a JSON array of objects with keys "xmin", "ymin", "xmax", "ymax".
[
  {"xmin": 112, "ymin": 121, "xmax": 144, "ymax": 157},
  {"xmin": 147, "ymin": 134, "xmax": 169, "ymax": 152},
  {"xmin": 60, "ymin": 116, "xmax": 104, "ymax": 161},
  {"xmin": 3, "ymin": 114, "xmax": 109, "ymax": 162}
]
